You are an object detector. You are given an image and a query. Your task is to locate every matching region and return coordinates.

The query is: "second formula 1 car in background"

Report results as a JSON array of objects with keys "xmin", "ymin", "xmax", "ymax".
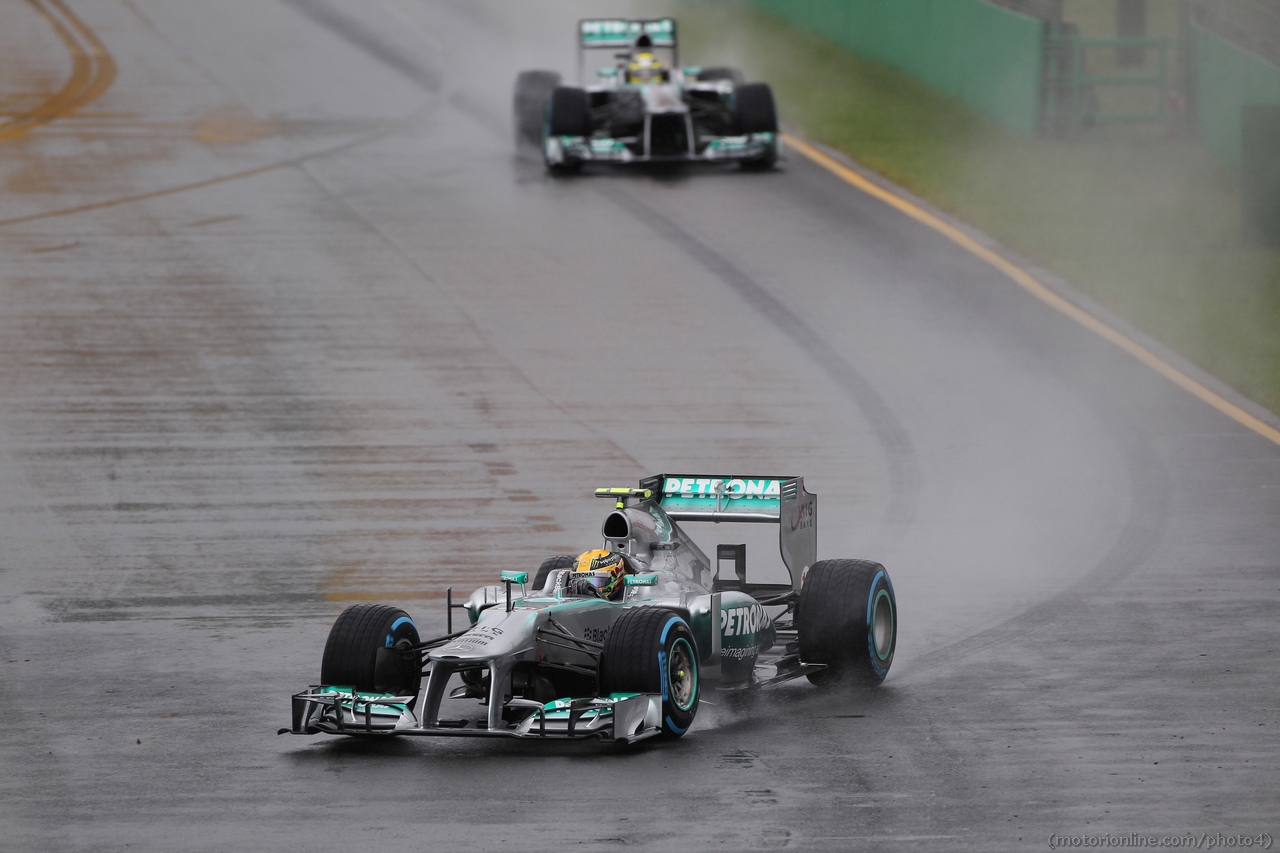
[{"xmin": 514, "ymin": 18, "xmax": 779, "ymax": 174}]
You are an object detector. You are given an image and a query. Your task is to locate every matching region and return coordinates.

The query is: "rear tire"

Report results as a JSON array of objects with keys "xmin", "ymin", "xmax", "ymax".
[
  {"xmin": 320, "ymin": 604, "xmax": 422, "ymax": 699},
  {"xmin": 599, "ymin": 608, "xmax": 700, "ymax": 739},
  {"xmin": 533, "ymin": 554, "xmax": 576, "ymax": 592},
  {"xmin": 513, "ymin": 70, "xmax": 561, "ymax": 148},
  {"xmin": 796, "ymin": 560, "xmax": 896, "ymax": 686}
]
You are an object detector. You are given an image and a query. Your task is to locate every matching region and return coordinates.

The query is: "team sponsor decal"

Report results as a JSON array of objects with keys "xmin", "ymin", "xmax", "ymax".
[
  {"xmin": 582, "ymin": 626, "xmax": 610, "ymax": 643},
  {"xmin": 580, "ymin": 18, "xmax": 675, "ymax": 45},
  {"xmin": 790, "ymin": 499, "xmax": 815, "ymax": 531},
  {"xmin": 442, "ymin": 623, "xmax": 505, "ymax": 652},
  {"xmin": 663, "ymin": 477, "xmax": 780, "ymax": 499},
  {"xmin": 720, "ymin": 646, "xmax": 757, "ymax": 660},
  {"xmin": 720, "ymin": 603, "xmax": 770, "ymax": 638}
]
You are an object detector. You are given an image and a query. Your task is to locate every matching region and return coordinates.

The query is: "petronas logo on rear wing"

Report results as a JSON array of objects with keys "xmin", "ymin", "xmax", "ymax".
[
  {"xmin": 579, "ymin": 18, "xmax": 676, "ymax": 49},
  {"xmin": 636, "ymin": 475, "xmax": 801, "ymax": 517}
]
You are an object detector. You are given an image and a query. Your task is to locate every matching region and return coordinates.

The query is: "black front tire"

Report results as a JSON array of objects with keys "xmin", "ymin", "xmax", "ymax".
[
  {"xmin": 513, "ymin": 70, "xmax": 561, "ymax": 148},
  {"xmin": 320, "ymin": 604, "xmax": 422, "ymax": 699},
  {"xmin": 734, "ymin": 82, "xmax": 778, "ymax": 134},
  {"xmin": 796, "ymin": 560, "xmax": 896, "ymax": 686},
  {"xmin": 599, "ymin": 608, "xmax": 700, "ymax": 739},
  {"xmin": 545, "ymin": 86, "xmax": 590, "ymax": 175},
  {"xmin": 740, "ymin": 147, "xmax": 777, "ymax": 171},
  {"xmin": 547, "ymin": 86, "xmax": 590, "ymax": 137}
]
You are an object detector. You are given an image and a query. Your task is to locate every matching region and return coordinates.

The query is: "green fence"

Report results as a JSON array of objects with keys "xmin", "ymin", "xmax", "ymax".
[
  {"xmin": 750, "ymin": 0, "xmax": 1046, "ymax": 136},
  {"xmin": 1043, "ymin": 35, "xmax": 1169, "ymax": 132},
  {"xmin": 1194, "ymin": 24, "xmax": 1280, "ymax": 170}
]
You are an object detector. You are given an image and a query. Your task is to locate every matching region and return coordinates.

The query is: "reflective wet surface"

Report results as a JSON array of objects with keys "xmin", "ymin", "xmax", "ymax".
[{"xmin": 0, "ymin": 1, "xmax": 1277, "ymax": 849}]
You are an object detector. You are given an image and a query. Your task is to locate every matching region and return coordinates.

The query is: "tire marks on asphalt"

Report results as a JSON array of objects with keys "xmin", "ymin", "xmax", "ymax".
[
  {"xmin": 277, "ymin": 0, "xmax": 442, "ymax": 93},
  {"xmin": 0, "ymin": 0, "xmax": 116, "ymax": 143},
  {"xmin": 594, "ymin": 181, "xmax": 921, "ymax": 529}
]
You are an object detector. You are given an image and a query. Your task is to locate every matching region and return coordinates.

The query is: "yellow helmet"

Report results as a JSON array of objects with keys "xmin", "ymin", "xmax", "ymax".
[
  {"xmin": 626, "ymin": 52, "xmax": 667, "ymax": 85},
  {"xmin": 573, "ymin": 549, "xmax": 628, "ymax": 601}
]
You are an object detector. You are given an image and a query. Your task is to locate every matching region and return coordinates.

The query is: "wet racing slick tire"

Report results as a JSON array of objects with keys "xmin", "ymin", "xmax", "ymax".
[
  {"xmin": 733, "ymin": 82, "xmax": 779, "ymax": 170},
  {"xmin": 545, "ymin": 86, "xmax": 589, "ymax": 175},
  {"xmin": 513, "ymin": 69, "xmax": 561, "ymax": 148},
  {"xmin": 320, "ymin": 604, "xmax": 422, "ymax": 701},
  {"xmin": 532, "ymin": 554, "xmax": 576, "ymax": 593},
  {"xmin": 598, "ymin": 608, "xmax": 700, "ymax": 739},
  {"xmin": 734, "ymin": 82, "xmax": 778, "ymax": 134},
  {"xmin": 796, "ymin": 559, "xmax": 896, "ymax": 686}
]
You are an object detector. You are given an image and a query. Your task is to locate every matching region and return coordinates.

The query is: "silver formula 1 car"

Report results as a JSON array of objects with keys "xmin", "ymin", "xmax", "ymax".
[
  {"xmin": 283, "ymin": 474, "xmax": 897, "ymax": 745},
  {"xmin": 513, "ymin": 18, "xmax": 779, "ymax": 174}
]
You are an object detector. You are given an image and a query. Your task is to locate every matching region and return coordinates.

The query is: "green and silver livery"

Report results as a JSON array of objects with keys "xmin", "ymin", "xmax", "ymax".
[
  {"xmin": 284, "ymin": 473, "xmax": 898, "ymax": 745},
  {"xmin": 513, "ymin": 18, "xmax": 780, "ymax": 172}
]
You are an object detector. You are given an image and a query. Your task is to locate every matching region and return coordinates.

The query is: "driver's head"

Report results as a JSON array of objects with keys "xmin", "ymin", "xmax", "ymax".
[
  {"xmin": 626, "ymin": 51, "xmax": 667, "ymax": 85},
  {"xmin": 573, "ymin": 549, "xmax": 628, "ymax": 601}
]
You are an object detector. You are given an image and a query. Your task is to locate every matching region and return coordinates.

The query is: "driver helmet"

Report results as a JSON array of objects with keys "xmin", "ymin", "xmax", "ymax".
[
  {"xmin": 626, "ymin": 51, "xmax": 667, "ymax": 85},
  {"xmin": 573, "ymin": 549, "xmax": 628, "ymax": 601}
]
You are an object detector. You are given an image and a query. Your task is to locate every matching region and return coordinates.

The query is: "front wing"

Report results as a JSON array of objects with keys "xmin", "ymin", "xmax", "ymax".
[
  {"xmin": 546, "ymin": 131, "xmax": 777, "ymax": 165},
  {"xmin": 282, "ymin": 686, "xmax": 665, "ymax": 744}
]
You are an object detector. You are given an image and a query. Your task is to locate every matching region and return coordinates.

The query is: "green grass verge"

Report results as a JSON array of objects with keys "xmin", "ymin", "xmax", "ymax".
[{"xmin": 675, "ymin": 1, "xmax": 1280, "ymax": 415}]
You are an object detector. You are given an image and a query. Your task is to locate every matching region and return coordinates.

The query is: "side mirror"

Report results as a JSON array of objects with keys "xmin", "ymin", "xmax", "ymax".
[{"xmin": 499, "ymin": 570, "xmax": 528, "ymax": 612}]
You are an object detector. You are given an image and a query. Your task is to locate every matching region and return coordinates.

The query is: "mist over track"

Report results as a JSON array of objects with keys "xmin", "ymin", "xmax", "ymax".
[{"xmin": 0, "ymin": 1, "xmax": 1275, "ymax": 849}]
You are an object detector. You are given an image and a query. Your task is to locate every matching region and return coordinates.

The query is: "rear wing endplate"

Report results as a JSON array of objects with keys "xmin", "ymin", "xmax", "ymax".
[{"xmin": 638, "ymin": 474, "xmax": 816, "ymax": 589}]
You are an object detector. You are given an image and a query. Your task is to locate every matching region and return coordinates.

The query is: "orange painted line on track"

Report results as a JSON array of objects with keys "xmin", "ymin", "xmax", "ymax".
[
  {"xmin": 0, "ymin": 162, "xmax": 286, "ymax": 228},
  {"xmin": 783, "ymin": 131, "xmax": 1280, "ymax": 449},
  {"xmin": 0, "ymin": 0, "xmax": 116, "ymax": 143}
]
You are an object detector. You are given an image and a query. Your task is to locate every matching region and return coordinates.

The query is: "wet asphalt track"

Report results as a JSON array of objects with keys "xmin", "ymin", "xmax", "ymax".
[{"xmin": 0, "ymin": 1, "xmax": 1277, "ymax": 850}]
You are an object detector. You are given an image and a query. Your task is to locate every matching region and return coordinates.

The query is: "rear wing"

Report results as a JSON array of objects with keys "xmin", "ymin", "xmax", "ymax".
[
  {"xmin": 579, "ymin": 18, "xmax": 677, "ymax": 49},
  {"xmin": 577, "ymin": 18, "xmax": 678, "ymax": 83},
  {"xmin": 638, "ymin": 474, "xmax": 816, "ymax": 589}
]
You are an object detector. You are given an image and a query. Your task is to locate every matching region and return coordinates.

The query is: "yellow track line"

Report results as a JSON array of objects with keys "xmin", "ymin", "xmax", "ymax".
[
  {"xmin": 783, "ymin": 132, "xmax": 1280, "ymax": 449},
  {"xmin": 0, "ymin": 0, "xmax": 116, "ymax": 143},
  {"xmin": 0, "ymin": 161, "xmax": 286, "ymax": 228}
]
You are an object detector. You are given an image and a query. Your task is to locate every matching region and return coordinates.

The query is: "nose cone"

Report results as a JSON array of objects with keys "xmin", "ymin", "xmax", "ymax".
[
  {"xmin": 428, "ymin": 607, "xmax": 540, "ymax": 662},
  {"xmin": 642, "ymin": 85, "xmax": 687, "ymax": 114}
]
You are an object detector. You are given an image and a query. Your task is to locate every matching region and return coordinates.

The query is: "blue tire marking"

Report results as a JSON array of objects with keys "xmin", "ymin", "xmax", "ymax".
[
  {"xmin": 866, "ymin": 571, "xmax": 885, "ymax": 624},
  {"xmin": 664, "ymin": 715, "xmax": 687, "ymax": 735},
  {"xmin": 386, "ymin": 616, "xmax": 416, "ymax": 647},
  {"xmin": 866, "ymin": 570, "xmax": 893, "ymax": 677},
  {"xmin": 657, "ymin": 617, "xmax": 689, "ymax": 711}
]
